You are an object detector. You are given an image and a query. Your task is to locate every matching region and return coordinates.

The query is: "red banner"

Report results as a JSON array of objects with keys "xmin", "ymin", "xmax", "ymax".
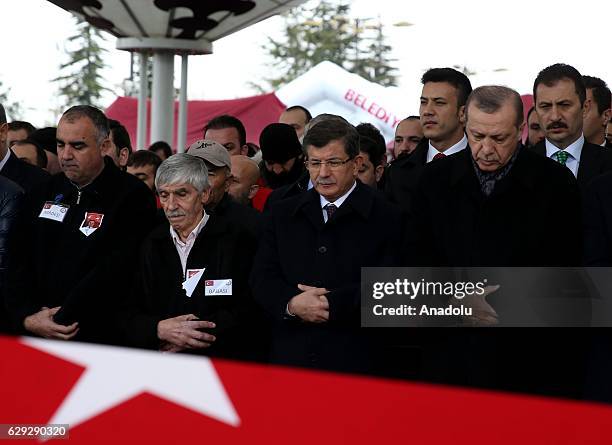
[{"xmin": 1, "ymin": 336, "xmax": 610, "ymax": 444}]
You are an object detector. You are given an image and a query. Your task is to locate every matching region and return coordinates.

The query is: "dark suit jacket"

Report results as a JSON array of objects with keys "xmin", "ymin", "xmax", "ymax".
[
  {"xmin": 0, "ymin": 176, "xmax": 23, "ymax": 333},
  {"xmin": 407, "ymin": 147, "xmax": 587, "ymax": 398},
  {"xmin": 208, "ymin": 192, "xmax": 262, "ymax": 239},
  {"xmin": 383, "ymin": 139, "xmax": 428, "ymax": 214},
  {"xmin": 0, "ymin": 151, "xmax": 49, "ymax": 193},
  {"xmin": 263, "ymin": 170, "xmax": 310, "ymax": 212},
  {"xmin": 0, "ymin": 177, "xmax": 22, "ymax": 277},
  {"xmin": 408, "ymin": 147, "xmax": 582, "ymax": 267},
  {"xmin": 251, "ymin": 180, "xmax": 404, "ymax": 373},
  {"xmin": 119, "ymin": 214, "xmax": 263, "ymax": 360},
  {"xmin": 584, "ymin": 171, "xmax": 612, "ymax": 265},
  {"xmin": 532, "ymin": 140, "xmax": 612, "ymax": 190},
  {"xmin": 583, "ymin": 172, "xmax": 612, "ymax": 403}
]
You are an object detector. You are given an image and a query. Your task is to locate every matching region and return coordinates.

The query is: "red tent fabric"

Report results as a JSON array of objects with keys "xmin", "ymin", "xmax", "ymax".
[
  {"xmin": 521, "ymin": 94, "xmax": 534, "ymax": 143},
  {"xmin": 106, "ymin": 93, "xmax": 286, "ymax": 151}
]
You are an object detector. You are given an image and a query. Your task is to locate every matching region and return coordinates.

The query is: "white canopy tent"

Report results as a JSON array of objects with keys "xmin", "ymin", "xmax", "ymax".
[
  {"xmin": 47, "ymin": 0, "xmax": 307, "ymax": 150},
  {"xmin": 277, "ymin": 61, "xmax": 411, "ymax": 143}
]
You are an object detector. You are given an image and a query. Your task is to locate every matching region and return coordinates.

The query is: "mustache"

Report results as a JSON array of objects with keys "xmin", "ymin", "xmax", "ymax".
[
  {"xmin": 317, "ymin": 179, "xmax": 336, "ymax": 186},
  {"xmin": 547, "ymin": 122, "xmax": 568, "ymax": 130},
  {"xmin": 165, "ymin": 210, "xmax": 186, "ymax": 218}
]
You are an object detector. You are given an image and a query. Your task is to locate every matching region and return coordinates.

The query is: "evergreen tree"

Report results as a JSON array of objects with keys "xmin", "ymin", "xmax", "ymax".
[
  {"xmin": 259, "ymin": 0, "xmax": 397, "ymax": 90},
  {"xmin": 122, "ymin": 53, "xmax": 179, "ymax": 100},
  {"xmin": 0, "ymin": 80, "xmax": 23, "ymax": 120},
  {"xmin": 122, "ymin": 53, "xmax": 153, "ymax": 98},
  {"xmin": 53, "ymin": 18, "xmax": 109, "ymax": 108},
  {"xmin": 453, "ymin": 64, "xmax": 477, "ymax": 77},
  {"xmin": 363, "ymin": 20, "xmax": 398, "ymax": 87}
]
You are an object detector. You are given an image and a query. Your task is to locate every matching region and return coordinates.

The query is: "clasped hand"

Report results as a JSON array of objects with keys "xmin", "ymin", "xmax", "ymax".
[{"xmin": 287, "ymin": 284, "xmax": 330, "ymax": 323}]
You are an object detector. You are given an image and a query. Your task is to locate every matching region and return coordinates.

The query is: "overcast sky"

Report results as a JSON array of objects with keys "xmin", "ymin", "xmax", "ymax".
[{"xmin": 2, "ymin": 0, "xmax": 610, "ymax": 126}]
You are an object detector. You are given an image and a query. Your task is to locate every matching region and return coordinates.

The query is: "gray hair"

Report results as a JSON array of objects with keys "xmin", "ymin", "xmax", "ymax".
[
  {"xmin": 465, "ymin": 85, "xmax": 524, "ymax": 128},
  {"xmin": 155, "ymin": 153, "xmax": 210, "ymax": 192},
  {"xmin": 61, "ymin": 105, "xmax": 110, "ymax": 146}
]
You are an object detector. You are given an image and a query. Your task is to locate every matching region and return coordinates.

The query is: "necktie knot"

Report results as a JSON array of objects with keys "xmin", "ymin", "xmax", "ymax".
[
  {"xmin": 324, "ymin": 203, "xmax": 337, "ymax": 220},
  {"xmin": 433, "ymin": 152, "xmax": 446, "ymax": 161},
  {"xmin": 554, "ymin": 150, "xmax": 569, "ymax": 166}
]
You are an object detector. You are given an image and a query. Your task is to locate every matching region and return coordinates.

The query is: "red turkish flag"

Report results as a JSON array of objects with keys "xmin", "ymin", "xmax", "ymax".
[{"xmin": 1, "ymin": 336, "xmax": 611, "ymax": 444}]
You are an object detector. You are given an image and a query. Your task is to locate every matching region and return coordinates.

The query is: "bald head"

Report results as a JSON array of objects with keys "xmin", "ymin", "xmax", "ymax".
[{"xmin": 229, "ymin": 155, "xmax": 260, "ymax": 205}]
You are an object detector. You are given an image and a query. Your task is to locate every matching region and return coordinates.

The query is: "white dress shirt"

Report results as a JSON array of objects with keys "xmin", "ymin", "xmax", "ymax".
[
  {"xmin": 169, "ymin": 212, "xmax": 210, "ymax": 276},
  {"xmin": 426, "ymin": 134, "xmax": 468, "ymax": 163},
  {"xmin": 545, "ymin": 135, "xmax": 584, "ymax": 178},
  {"xmin": 320, "ymin": 181, "xmax": 357, "ymax": 223}
]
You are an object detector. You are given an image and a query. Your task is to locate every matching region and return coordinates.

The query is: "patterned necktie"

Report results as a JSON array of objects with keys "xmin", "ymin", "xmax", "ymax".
[
  {"xmin": 324, "ymin": 203, "xmax": 337, "ymax": 221},
  {"xmin": 554, "ymin": 150, "xmax": 569, "ymax": 166},
  {"xmin": 433, "ymin": 152, "xmax": 446, "ymax": 161}
]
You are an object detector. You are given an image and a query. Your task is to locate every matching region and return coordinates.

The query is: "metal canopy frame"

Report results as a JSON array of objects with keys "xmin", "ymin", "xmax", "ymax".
[{"xmin": 47, "ymin": 0, "xmax": 307, "ymax": 150}]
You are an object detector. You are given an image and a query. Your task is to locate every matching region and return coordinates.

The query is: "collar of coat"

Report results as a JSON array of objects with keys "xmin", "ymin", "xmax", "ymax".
[
  {"xmin": 531, "ymin": 139, "xmax": 607, "ymax": 181},
  {"xmin": 210, "ymin": 192, "xmax": 231, "ymax": 214},
  {"xmin": 447, "ymin": 145, "xmax": 539, "ymax": 192},
  {"xmin": 391, "ymin": 138, "xmax": 429, "ymax": 169},
  {"xmin": 150, "ymin": 212, "xmax": 228, "ymax": 242},
  {"xmin": 290, "ymin": 179, "xmax": 374, "ymax": 223},
  {"xmin": 54, "ymin": 156, "xmax": 120, "ymax": 205}
]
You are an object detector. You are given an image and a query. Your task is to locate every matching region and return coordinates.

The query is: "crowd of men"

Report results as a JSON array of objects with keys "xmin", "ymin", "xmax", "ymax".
[{"xmin": 1, "ymin": 62, "xmax": 612, "ymax": 402}]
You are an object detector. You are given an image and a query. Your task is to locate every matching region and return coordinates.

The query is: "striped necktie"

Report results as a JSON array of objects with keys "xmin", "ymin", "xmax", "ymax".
[{"xmin": 324, "ymin": 203, "xmax": 337, "ymax": 221}]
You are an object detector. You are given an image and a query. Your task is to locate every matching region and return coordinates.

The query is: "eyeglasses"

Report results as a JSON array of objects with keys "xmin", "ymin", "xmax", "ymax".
[{"xmin": 305, "ymin": 157, "xmax": 354, "ymax": 170}]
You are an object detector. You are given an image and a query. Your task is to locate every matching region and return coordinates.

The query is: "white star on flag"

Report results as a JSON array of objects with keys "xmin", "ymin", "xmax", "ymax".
[{"xmin": 22, "ymin": 338, "xmax": 240, "ymax": 432}]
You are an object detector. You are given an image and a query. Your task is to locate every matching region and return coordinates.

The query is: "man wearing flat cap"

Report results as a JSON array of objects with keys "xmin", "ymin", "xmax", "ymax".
[
  {"xmin": 187, "ymin": 139, "xmax": 261, "ymax": 239},
  {"xmin": 258, "ymin": 123, "xmax": 307, "ymax": 190}
]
